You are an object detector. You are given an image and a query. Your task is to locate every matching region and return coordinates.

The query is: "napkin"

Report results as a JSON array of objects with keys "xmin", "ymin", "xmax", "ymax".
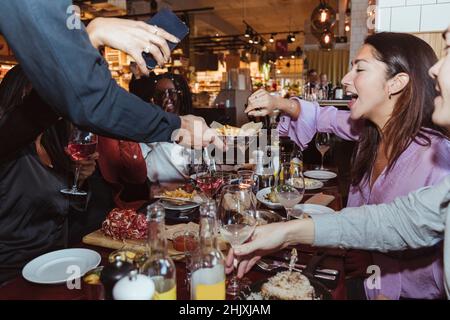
[{"xmin": 305, "ymin": 193, "xmax": 335, "ymax": 207}]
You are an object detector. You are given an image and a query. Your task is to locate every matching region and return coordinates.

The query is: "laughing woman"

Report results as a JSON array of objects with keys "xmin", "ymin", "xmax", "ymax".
[{"xmin": 245, "ymin": 33, "xmax": 450, "ymax": 299}]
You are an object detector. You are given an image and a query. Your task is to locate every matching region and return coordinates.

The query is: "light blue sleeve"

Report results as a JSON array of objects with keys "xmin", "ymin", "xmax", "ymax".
[{"xmin": 311, "ymin": 176, "xmax": 450, "ymax": 252}]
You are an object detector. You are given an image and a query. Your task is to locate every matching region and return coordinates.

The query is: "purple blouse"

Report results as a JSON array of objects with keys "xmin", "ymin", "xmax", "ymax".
[{"xmin": 279, "ymin": 98, "xmax": 450, "ymax": 299}]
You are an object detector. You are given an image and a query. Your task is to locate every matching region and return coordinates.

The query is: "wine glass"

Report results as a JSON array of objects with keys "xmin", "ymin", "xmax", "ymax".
[
  {"xmin": 315, "ymin": 132, "xmax": 331, "ymax": 170},
  {"xmin": 218, "ymin": 184, "xmax": 257, "ymax": 296},
  {"xmin": 60, "ymin": 128, "xmax": 97, "ymax": 196},
  {"xmin": 276, "ymin": 184, "xmax": 303, "ymax": 220},
  {"xmin": 196, "ymin": 173, "xmax": 224, "ymax": 199},
  {"xmin": 237, "ymin": 170, "xmax": 256, "ymax": 191}
]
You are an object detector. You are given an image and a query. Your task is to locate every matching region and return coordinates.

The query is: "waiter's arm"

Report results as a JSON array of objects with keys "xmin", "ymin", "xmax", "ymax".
[{"xmin": 0, "ymin": 0, "xmax": 180, "ymax": 143}]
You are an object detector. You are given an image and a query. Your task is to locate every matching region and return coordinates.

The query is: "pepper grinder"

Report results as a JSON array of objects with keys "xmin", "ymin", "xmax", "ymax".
[{"xmin": 100, "ymin": 255, "xmax": 136, "ymax": 300}]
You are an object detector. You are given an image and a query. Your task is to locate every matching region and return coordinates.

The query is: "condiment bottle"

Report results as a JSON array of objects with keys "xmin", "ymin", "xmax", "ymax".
[
  {"xmin": 100, "ymin": 255, "xmax": 136, "ymax": 300},
  {"xmin": 113, "ymin": 270, "xmax": 155, "ymax": 300},
  {"xmin": 141, "ymin": 203, "xmax": 177, "ymax": 300},
  {"xmin": 190, "ymin": 200, "xmax": 226, "ymax": 300}
]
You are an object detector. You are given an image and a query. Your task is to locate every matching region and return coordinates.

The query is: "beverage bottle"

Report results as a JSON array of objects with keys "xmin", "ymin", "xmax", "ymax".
[
  {"xmin": 190, "ymin": 200, "xmax": 226, "ymax": 300},
  {"xmin": 141, "ymin": 203, "xmax": 177, "ymax": 300}
]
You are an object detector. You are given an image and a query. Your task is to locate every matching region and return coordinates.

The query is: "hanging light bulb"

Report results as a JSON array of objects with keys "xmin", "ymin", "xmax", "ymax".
[
  {"xmin": 269, "ymin": 34, "xmax": 275, "ymax": 43},
  {"xmin": 245, "ymin": 26, "xmax": 251, "ymax": 38},
  {"xmin": 319, "ymin": 29, "xmax": 334, "ymax": 50},
  {"xmin": 253, "ymin": 36, "xmax": 260, "ymax": 45},
  {"xmin": 345, "ymin": 23, "xmax": 350, "ymax": 32},
  {"xmin": 248, "ymin": 38, "xmax": 254, "ymax": 44},
  {"xmin": 311, "ymin": 0, "xmax": 337, "ymax": 32}
]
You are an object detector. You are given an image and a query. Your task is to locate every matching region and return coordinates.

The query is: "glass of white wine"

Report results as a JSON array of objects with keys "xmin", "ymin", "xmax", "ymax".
[
  {"xmin": 218, "ymin": 184, "xmax": 257, "ymax": 296},
  {"xmin": 315, "ymin": 132, "xmax": 331, "ymax": 170},
  {"xmin": 276, "ymin": 184, "xmax": 303, "ymax": 220}
]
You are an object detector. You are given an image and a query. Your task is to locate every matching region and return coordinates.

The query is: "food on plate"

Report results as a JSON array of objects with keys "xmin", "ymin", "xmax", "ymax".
[
  {"xmin": 264, "ymin": 188, "xmax": 279, "ymax": 203},
  {"xmin": 101, "ymin": 208, "xmax": 148, "ymax": 240},
  {"xmin": 211, "ymin": 121, "xmax": 263, "ymax": 137},
  {"xmin": 163, "ymin": 188, "xmax": 196, "ymax": 199},
  {"xmin": 260, "ymin": 271, "xmax": 315, "ymax": 300},
  {"xmin": 83, "ymin": 266, "xmax": 103, "ymax": 285},
  {"xmin": 216, "ymin": 124, "xmax": 241, "ymax": 136}
]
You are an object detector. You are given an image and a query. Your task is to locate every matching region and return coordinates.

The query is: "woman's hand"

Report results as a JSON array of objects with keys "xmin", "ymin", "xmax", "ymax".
[
  {"xmin": 86, "ymin": 17, "xmax": 180, "ymax": 75},
  {"xmin": 245, "ymin": 89, "xmax": 278, "ymax": 117},
  {"xmin": 75, "ymin": 152, "xmax": 99, "ymax": 185},
  {"xmin": 226, "ymin": 222, "xmax": 290, "ymax": 278}
]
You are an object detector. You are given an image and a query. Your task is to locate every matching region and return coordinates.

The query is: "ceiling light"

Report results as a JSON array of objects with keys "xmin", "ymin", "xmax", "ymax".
[
  {"xmin": 291, "ymin": 55, "xmax": 295, "ymax": 59},
  {"xmin": 245, "ymin": 26, "xmax": 251, "ymax": 38},
  {"xmin": 269, "ymin": 34, "xmax": 275, "ymax": 43},
  {"xmin": 345, "ymin": 24, "xmax": 350, "ymax": 32}
]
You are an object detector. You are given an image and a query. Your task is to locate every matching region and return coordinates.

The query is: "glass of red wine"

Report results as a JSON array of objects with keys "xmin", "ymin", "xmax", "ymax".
[
  {"xmin": 196, "ymin": 173, "xmax": 224, "ymax": 199},
  {"xmin": 60, "ymin": 128, "xmax": 98, "ymax": 196}
]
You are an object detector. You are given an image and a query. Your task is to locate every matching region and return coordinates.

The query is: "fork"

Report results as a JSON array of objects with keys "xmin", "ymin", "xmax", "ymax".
[{"xmin": 256, "ymin": 260, "xmax": 337, "ymax": 281}]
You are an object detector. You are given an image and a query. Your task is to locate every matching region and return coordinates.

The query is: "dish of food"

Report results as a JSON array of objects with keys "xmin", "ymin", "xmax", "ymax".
[
  {"xmin": 163, "ymin": 188, "xmax": 196, "ymax": 200},
  {"xmin": 215, "ymin": 124, "xmax": 241, "ymax": 136},
  {"xmin": 239, "ymin": 270, "xmax": 331, "ymax": 300},
  {"xmin": 256, "ymin": 187, "xmax": 284, "ymax": 210},
  {"xmin": 212, "ymin": 121, "xmax": 263, "ymax": 137},
  {"xmin": 101, "ymin": 208, "xmax": 148, "ymax": 241}
]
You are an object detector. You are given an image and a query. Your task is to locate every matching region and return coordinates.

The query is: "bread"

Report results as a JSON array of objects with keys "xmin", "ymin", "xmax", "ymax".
[{"xmin": 260, "ymin": 271, "xmax": 315, "ymax": 300}]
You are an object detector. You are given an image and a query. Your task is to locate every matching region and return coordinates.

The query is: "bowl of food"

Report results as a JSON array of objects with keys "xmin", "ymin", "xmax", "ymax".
[
  {"xmin": 239, "ymin": 270, "xmax": 332, "ymax": 300},
  {"xmin": 211, "ymin": 121, "xmax": 262, "ymax": 165}
]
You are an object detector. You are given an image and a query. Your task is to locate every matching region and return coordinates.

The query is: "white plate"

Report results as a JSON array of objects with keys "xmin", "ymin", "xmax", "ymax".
[
  {"xmin": 293, "ymin": 204, "xmax": 335, "ymax": 217},
  {"xmin": 160, "ymin": 199, "xmax": 199, "ymax": 211},
  {"xmin": 303, "ymin": 178, "xmax": 324, "ymax": 190},
  {"xmin": 304, "ymin": 170, "xmax": 337, "ymax": 180},
  {"xmin": 256, "ymin": 187, "xmax": 284, "ymax": 210},
  {"xmin": 22, "ymin": 248, "xmax": 101, "ymax": 284}
]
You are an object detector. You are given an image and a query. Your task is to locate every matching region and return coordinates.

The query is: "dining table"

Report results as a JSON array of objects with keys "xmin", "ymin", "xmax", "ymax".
[{"xmin": 0, "ymin": 167, "xmax": 347, "ymax": 300}]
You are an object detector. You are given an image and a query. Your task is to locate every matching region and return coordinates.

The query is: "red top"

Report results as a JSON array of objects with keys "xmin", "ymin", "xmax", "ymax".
[{"xmin": 96, "ymin": 137, "xmax": 149, "ymax": 210}]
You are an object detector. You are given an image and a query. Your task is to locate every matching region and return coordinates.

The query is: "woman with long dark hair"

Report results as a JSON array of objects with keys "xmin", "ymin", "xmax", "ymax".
[
  {"xmin": 245, "ymin": 32, "xmax": 450, "ymax": 299},
  {"xmin": 0, "ymin": 65, "xmax": 112, "ymax": 283}
]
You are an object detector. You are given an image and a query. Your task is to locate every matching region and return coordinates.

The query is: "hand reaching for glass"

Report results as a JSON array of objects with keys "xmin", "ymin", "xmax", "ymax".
[{"xmin": 86, "ymin": 17, "xmax": 180, "ymax": 75}]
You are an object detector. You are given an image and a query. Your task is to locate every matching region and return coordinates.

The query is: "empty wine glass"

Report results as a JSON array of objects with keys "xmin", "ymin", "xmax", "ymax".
[
  {"xmin": 315, "ymin": 132, "xmax": 331, "ymax": 170},
  {"xmin": 218, "ymin": 184, "xmax": 257, "ymax": 296},
  {"xmin": 60, "ymin": 128, "xmax": 97, "ymax": 196}
]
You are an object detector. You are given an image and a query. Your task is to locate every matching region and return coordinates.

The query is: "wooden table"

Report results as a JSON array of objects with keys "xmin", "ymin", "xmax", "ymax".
[{"xmin": 0, "ymin": 173, "xmax": 346, "ymax": 300}]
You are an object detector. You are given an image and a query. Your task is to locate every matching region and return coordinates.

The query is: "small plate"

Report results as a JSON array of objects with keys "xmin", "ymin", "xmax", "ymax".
[
  {"xmin": 304, "ymin": 170, "xmax": 337, "ymax": 180},
  {"xmin": 256, "ymin": 187, "xmax": 283, "ymax": 210},
  {"xmin": 293, "ymin": 204, "xmax": 335, "ymax": 217},
  {"xmin": 160, "ymin": 199, "xmax": 199, "ymax": 211},
  {"xmin": 304, "ymin": 178, "xmax": 324, "ymax": 190},
  {"xmin": 22, "ymin": 248, "xmax": 101, "ymax": 284}
]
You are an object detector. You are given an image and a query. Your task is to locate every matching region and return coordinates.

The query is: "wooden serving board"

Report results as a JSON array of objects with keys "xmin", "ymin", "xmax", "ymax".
[
  {"xmin": 82, "ymin": 229, "xmax": 229, "ymax": 260},
  {"xmin": 82, "ymin": 230, "xmax": 184, "ymax": 259}
]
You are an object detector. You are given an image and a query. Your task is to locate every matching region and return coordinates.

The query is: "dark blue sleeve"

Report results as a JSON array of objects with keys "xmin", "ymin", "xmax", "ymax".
[{"xmin": 0, "ymin": 0, "xmax": 180, "ymax": 143}]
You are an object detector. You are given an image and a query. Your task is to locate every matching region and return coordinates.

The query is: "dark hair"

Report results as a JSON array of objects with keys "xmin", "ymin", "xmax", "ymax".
[
  {"xmin": 129, "ymin": 72, "xmax": 193, "ymax": 115},
  {"xmin": 307, "ymin": 69, "xmax": 317, "ymax": 76},
  {"xmin": 351, "ymin": 32, "xmax": 449, "ymax": 187},
  {"xmin": 0, "ymin": 65, "xmax": 71, "ymax": 173},
  {"xmin": 0, "ymin": 65, "xmax": 31, "ymax": 120}
]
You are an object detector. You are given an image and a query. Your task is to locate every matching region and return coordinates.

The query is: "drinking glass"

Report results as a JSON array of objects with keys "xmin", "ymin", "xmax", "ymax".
[
  {"xmin": 315, "ymin": 132, "xmax": 331, "ymax": 170},
  {"xmin": 218, "ymin": 184, "xmax": 257, "ymax": 296},
  {"xmin": 237, "ymin": 170, "xmax": 256, "ymax": 190},
  {"xmin": 276, "ymin": 184, "xmax": 303, "ymax": 220},
  {"xmin": 195, "ymin": 173, "xmax": 224, "ymax": 199},
  {"xmin": 60, "ymin": 128, "xmax": 97, "ymax": 196}
]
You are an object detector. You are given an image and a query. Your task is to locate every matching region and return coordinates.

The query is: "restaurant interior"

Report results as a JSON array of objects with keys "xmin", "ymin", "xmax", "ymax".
[{"xmin": 0, "ymin": 0, "xmax": 450, "ymax": 303}]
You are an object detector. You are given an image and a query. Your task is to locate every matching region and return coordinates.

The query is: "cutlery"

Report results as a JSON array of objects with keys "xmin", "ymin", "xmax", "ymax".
[
  {"xmin": 256, "ymin": 260, "xmax": 336, "ymax": 281},
  {"xmin": 259, "ymin": 259, "xmax": 339, "ymax": 276}
]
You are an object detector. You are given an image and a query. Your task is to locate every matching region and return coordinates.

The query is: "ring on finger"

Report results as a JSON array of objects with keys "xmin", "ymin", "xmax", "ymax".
[{"xmin": 144, "ymin": 46, "xmax": 151, "ymax": 54}]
